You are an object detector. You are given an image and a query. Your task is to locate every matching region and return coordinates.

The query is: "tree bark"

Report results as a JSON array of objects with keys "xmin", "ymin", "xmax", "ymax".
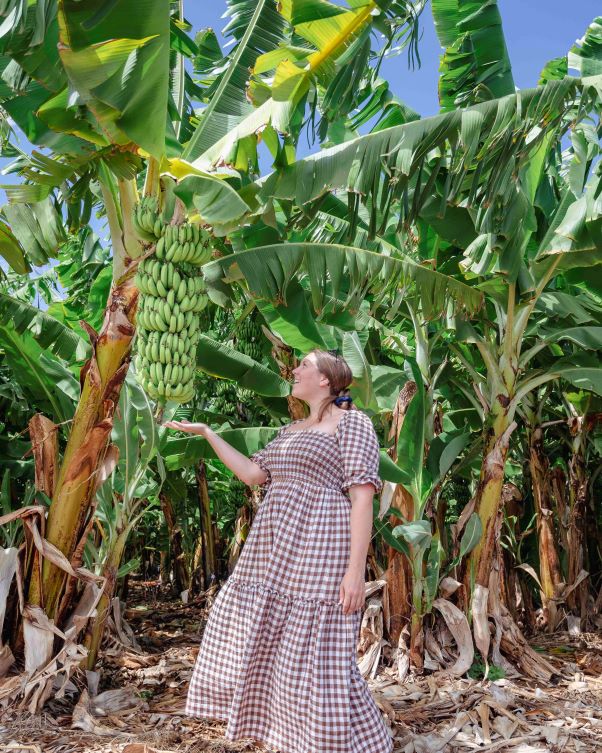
[
  {"xmin": 160, "ymin": 492, "xmax": 189, "ymax": 594},
  {"xmin": 28, "ymin": 415, "xmax": 58, "ymax": 498}
]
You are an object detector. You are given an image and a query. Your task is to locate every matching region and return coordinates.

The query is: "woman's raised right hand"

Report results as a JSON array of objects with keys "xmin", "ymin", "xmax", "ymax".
[{"xmin": 162, "ymin": 419, "xmax": 210, "ymax": 437}]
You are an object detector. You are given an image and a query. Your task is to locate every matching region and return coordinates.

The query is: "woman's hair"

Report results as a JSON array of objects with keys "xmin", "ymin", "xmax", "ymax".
[{"xmin": 308, "ymin": 348, "xmax": 357, "ymax": 422}]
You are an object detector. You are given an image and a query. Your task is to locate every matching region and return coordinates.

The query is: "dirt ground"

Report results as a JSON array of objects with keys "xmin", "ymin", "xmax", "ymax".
[{"xmin": 2, "ymin": 582, "xmax": 602, "ymax": 753}]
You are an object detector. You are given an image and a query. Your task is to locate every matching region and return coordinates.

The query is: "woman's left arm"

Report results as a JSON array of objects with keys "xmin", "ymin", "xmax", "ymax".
[
  {"xmin": 337, "ymin": 410, "xmax": 383, "ymax": 615},
  {"xmin": 339, "ymin": 484, "xmax": 376, "ymax": 615}
]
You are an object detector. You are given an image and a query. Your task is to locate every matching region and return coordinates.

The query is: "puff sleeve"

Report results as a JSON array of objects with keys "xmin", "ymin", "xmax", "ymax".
[
  {"xmin": 249, "ymin": 424, "xmax": 286, "ymax": 490},
  {"xmin": 338, "ymin": 410, "xmax": 383, "ymax": 495},
  {"xmin": 249, "ymin": 443, "xmax": 271, "ymax": 489}
]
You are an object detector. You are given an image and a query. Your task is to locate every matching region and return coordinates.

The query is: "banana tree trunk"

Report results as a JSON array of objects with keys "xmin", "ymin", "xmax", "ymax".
[
  {"xmin": 159, "ymin": 491, "xmax": 189, "ymax": 594},
  {"xmin": 567, "ymin": 416, "xmax": 589, "ymax": 619},
  {"xmin": 528, "ymin": 425, "xmax": 562, "ymax": 630},
  {"xmin": 196, "ymin": 461, "xmax": 218, "ymax": 590},
  {"xmin": 27, "ymin": 274, "xmax": 138, "ymax": 622},
  {"xmin": 384, "ymin": 381, "xmax": 421, "ymax": 662},
  {"xmin": 385, "ymin": 484, "xmax": 414, "ymax": 645},
  {"xmin": 467, "ymin": 405, "xmax": 515, "ymax": 592},
  {"xmin": 499, "ymin": 483, "xmax": 520, "ymax": 619}
]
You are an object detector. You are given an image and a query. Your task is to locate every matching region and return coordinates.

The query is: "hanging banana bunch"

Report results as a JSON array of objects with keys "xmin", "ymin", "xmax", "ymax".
[
  {"xmin": 235, "ymin": 314, "xmax": 263, "ymax": 402},
  {"xmin": 212, "ymin": 376, "xmax": 239, "ymax": 416},
  {"xmin": 236, "ymin": 314, "xmax": 263, "ymax": 361},
  {"xmin": 133, "ymin": 199, "xmax": 213, "ymax": 405}
]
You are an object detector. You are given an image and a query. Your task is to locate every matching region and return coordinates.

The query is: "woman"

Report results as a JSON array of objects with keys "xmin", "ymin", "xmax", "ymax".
[{"xmin": 164, "ymin": 348, "xmax": 393, "ymax": 753}]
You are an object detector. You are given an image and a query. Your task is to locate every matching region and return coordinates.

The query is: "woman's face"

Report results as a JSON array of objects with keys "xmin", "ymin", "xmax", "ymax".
[{"xmin": 291, "ymin": 353, "xmax": 329, "ymax": 399}]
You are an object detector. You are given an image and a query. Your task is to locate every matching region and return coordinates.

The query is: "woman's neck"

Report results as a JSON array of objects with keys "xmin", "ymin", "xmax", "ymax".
[{"xmin": 305, "ymin": 400, "xmax": 339, "ymax": 424}]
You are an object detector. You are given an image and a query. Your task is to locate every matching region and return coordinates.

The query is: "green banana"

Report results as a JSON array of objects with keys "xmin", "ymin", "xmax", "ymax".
[
  {"xmin": 171, "ymin": 267, "xmax": 181, "ymax": 293},
  {"xmin": 145, "ymin": 275, "xmax": 156, "ymax": 297}
]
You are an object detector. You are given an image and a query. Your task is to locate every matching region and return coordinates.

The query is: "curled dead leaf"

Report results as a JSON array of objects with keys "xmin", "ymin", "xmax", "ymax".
[{"xmin": 432, "ymin": 598, "xmax": 474, "ymax": 676}]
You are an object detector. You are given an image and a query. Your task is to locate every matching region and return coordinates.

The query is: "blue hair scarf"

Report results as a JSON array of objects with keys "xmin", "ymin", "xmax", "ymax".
[{"xmin": 334, "ymin": 395, "xmax": 352, "ymax": 407}]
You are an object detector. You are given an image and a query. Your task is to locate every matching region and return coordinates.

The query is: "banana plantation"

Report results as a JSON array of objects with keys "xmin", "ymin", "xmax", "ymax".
[{"xmin": 0, "ymin": 0, "xmax": 601, "ymax": 751}]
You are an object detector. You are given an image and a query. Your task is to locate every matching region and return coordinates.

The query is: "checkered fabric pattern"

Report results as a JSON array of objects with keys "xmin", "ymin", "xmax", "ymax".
[{"xmin": 185, "ymin": 409, "xmax": 392, "ymax": 753}]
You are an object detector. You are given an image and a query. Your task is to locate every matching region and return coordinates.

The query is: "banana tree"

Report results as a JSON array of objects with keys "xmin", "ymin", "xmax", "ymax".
[
  {"xmin": 372, "ymin": 356, "xmax": 475, "ymax": 671},
  {"xmin": 446, "ymin": 170, "xmax": 602, "ymax": 674},
  {"xmin": 563, "ymin": 390, "xmax": 599, "ymax": 620}
]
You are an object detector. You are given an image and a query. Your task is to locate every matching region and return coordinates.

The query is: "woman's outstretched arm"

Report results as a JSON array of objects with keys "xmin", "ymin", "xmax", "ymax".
[{"xmin": 163, "ymin": 419, "xmax": 268, "ymax": 486}]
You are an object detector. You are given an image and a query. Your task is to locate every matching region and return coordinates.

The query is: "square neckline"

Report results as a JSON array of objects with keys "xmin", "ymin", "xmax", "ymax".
[{"xmin": 279, "ymin": 410, "xmax": 352, "ymax": 439}]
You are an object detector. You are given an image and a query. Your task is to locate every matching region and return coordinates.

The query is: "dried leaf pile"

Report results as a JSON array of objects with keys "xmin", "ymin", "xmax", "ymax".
[{"xmin": 1, "ymin": 582, "xmax": 602, "ymax": 753}]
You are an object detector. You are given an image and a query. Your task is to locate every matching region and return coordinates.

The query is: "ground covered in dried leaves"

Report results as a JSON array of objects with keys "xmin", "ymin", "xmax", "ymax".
[{"xmin": 2, "ymin": 583, "xmax": 602, "ymax": 753}]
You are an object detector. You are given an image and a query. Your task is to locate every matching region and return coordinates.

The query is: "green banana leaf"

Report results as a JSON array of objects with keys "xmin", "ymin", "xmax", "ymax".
[
  {"xmin": 183, "ymin": 0, "xmax": 287, "ymax": 162},
  {"xmin": 432, "ymin": 0, "xmax": 514, "ymax": 111},
  {"xmin": 3, "ymin": 198, "xmax": 66, "ymax": 266},
  {"xmin": 57, "ymin": 0, "xmax": 170, "ymax": 157},
  {"xmin": 394, "ymin": 357, "xmax": 425, "ymax": 502},
  {"xmin": 196, "ymin": 334, "xmax": 291, "ymax": 396},
  {"xmin": 0, "ymin": 324, "xmax": 78, "ymax": 423},
  {"xmin": 0, "ymin": 292, "xmax": 90, "ymax": 363},
  {"xmin": 202, "ymin": 242, "xmax": 483, "ymax": 319},
  {"xmin": 0, "ymin": 220, "xmax": 28, "ymax": 274},
  {"xmin": 255, "ymin": 76, "xmax": 599, "ymax": 258},
  {"xmin": 172, "ymin": 173, "xmax": 253, "ymax": 233}
]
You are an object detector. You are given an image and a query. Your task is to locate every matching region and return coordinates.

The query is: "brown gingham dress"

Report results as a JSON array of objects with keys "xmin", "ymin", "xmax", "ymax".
[{"xmin": 185, "ymin": 409, "xmax": 393, "ymax": 753}]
